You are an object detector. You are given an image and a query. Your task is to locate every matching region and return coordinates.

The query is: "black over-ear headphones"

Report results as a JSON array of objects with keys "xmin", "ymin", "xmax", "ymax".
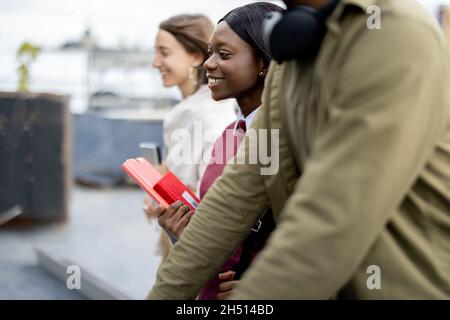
[{"xmin": 264, "ymin": 0, "xmax": 339, "ymax": 63}]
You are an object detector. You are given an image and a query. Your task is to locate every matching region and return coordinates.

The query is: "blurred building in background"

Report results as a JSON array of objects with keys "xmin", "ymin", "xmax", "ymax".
[
  {"xmin": 0, "ymin": 0, "xmax": 446, "ymax": 114},
  {"xmin": 0, "ymin": 0, "xmax": 273, "ymax": 114}
]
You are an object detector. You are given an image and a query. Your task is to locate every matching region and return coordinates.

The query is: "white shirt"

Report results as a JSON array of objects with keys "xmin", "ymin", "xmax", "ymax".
[
  {"xmin": 233, "ymin": 106, "xmax": 261, "ymax": 134},
  {"xmin": 163, "ymin": 85, "xmax": 236, "ymax": 190}
]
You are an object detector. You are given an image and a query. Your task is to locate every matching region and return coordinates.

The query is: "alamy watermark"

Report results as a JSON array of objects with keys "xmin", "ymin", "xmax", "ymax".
[
  {"xmin": 366, "ymin": 264, "xmax": 381, "ymax": 290},
  {"xmin": 167, "ymin": 121, "xmax": 280, "ymax": 176},
  {"xmin": 367, "ymin": 5, "xmax": 382, "ymax": 30},
  {"xmin": 66, "ymin": 264, "xmax": 81, "ymax": 290}
]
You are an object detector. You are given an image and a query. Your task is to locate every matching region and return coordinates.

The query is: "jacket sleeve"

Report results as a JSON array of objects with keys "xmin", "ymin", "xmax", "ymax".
[
  {"xmin": 230, "ymin": 16, "xmax": 449, "ymax": 298},
  {"xmin": 148, "ymin": 109, "xmax": 270, "ymax": 299}
]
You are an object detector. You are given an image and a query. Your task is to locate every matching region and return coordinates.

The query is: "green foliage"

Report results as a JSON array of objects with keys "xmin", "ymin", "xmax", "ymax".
[{"xmin": 17, "ymin": 42, "xmax": 41, "ymax": 92}]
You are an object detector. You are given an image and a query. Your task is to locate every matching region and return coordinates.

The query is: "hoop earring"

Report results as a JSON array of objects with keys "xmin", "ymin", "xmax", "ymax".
[{"xmin": 188, "ymin": 66, "xmax": 198, "ymax": 87}]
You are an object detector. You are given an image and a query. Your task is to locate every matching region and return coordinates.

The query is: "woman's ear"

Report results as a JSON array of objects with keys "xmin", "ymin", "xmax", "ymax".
[{"xmin": 258, "ymin": 58, "xmax": 267, "ymax": 77}]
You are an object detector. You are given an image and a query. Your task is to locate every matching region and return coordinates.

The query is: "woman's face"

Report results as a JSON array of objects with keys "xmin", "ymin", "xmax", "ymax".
[
  {"xmin": 152, "ymin": 29, "xmax": 201, "ymax": 88},
  {"xmin": 203, "ymin": 21, "xmax": 264, "ymax": 102}
]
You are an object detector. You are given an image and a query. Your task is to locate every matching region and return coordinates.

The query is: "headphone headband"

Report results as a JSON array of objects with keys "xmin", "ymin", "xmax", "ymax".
[{"xmin": 264, "ymin": 0, "xmax": 339, "ymax": 63}]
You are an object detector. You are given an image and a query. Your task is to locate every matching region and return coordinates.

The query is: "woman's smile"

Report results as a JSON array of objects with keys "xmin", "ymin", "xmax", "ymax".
[{"xmin": 206, "ymin": 74, "xmax": 225, "ymax": 88}]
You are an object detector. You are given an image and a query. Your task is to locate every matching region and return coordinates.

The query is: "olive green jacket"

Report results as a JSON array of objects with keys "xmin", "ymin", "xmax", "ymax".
[{"xmin": 148, "ymin": 0, "xmax": 450, "ymax": 299}]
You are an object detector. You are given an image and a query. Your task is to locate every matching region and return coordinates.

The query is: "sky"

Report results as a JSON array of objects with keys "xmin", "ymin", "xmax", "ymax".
[
  {"xmin": 0, "ymin": 0, "xmax": 448, "ymax": 53},
  {"xmin": 0, "ymin": 0, "xmax": 279, "ymax": 52}
]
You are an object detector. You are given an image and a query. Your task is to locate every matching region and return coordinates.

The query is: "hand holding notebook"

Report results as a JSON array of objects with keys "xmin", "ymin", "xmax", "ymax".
[{"xmin": 121, "ymin": 157, "xmax": 200, "ymax": 211}]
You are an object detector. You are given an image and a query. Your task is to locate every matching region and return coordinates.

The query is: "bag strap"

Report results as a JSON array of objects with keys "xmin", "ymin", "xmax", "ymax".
[{"xmin": 234, "ymin": 209, "xmax": 275, "ymax": 279}]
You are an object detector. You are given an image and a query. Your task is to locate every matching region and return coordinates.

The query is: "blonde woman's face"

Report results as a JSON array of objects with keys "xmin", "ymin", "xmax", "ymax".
[{"xmin": 152, "ymin": 30, "xmax": 200, "ymax": 88}]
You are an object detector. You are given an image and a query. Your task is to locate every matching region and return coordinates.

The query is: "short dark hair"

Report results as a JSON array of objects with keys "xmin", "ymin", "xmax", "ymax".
[{"xmin": 219, "ymin": 2, "xmax": 283, "ymax": 67}]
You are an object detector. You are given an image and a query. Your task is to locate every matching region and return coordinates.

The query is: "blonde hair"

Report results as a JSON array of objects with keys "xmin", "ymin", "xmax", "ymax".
[{"xmin": 159, "ymin": 14, "xmax": 214, "ymax": 85}]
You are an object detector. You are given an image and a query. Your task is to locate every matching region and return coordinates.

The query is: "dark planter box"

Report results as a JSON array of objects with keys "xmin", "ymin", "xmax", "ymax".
[{"xmin": 0, "ymin": 92, "xmax": 72, "ymax": 222}]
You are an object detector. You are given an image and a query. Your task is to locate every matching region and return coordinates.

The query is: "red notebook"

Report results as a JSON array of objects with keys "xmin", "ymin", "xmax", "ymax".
[{"xmin": 121, "ymin": 157, "xmax": 199, "ymax": 211}]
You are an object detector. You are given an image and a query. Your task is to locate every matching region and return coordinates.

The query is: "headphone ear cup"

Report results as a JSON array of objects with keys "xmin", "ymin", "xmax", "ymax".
[{"xmin": 269, "ymin": 7, "xmax": 326, "ymax": 63}]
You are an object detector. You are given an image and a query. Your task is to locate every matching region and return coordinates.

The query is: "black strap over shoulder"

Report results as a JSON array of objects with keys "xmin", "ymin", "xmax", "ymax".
[{"xmin": 235, "ymin": 209, "xmax": 276, "ymax": 279}]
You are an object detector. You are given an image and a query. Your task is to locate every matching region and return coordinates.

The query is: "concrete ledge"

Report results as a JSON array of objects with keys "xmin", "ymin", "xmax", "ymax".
[{"xmin": 35, "ymin": 248, "xmax": 131, "ymax": 300}]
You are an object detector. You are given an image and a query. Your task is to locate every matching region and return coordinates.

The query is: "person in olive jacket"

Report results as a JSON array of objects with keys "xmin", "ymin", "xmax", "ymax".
[{"xmin": 149, "ymin": 0, "xmax": 450, "ymax": 299}]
